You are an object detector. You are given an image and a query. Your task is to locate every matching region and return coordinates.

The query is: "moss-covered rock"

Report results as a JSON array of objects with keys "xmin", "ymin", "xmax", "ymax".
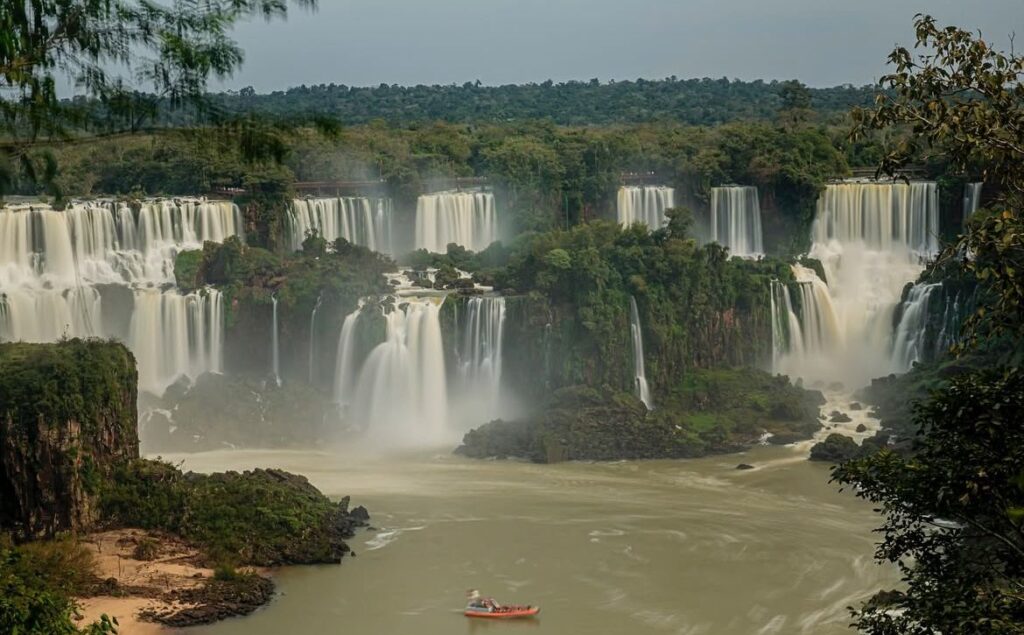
[
  {"xmin": 809, "ymin": 433, "xmax": 860, "ymax": 463},
  {"xmin": 0, "ymin": 340, "xmax": 138, "ymax": 538},
  {"xmin": 100, "ymin": 460, "xmax": 367, "ymax": 567},
  {"xmin": 457, "ymin": 368, "xmax": 822, "ymax": 462}
]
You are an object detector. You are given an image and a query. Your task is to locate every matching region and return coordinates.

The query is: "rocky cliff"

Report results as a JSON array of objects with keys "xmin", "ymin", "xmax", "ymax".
[{"xmin": 0, "ymin": 339, "xmax": 138, "ymax": 538}]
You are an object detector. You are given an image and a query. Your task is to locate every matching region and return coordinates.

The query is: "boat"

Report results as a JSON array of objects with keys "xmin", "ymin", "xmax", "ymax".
[
  {"xmin": 464, "ymin": 589, "xmax": 540, "ymax": 619},
  {"xmin": 464, "ymin": 604, "xmax": 541, "ymax": 619}
]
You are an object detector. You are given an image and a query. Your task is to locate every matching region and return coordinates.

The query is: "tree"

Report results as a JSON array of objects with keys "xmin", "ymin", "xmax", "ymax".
[
  {"xmin": 833, "ymin": 369, "xmax": 1024, "ymax": 634},
  {"xmin": 0, "ymin": 0, "xmax": 316, "ymax": 198},
  {"xmin": 840, "ymin": 14, "xmax": 1024, "ymax": 634}
]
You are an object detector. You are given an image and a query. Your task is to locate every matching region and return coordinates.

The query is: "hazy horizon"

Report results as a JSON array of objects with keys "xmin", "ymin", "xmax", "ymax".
[{"xmin": 210, "ymin": 0, "xmax": 1021, "ymax": 92}]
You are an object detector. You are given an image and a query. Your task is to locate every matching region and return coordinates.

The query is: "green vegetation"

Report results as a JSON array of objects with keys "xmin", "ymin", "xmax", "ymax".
[
  {"xmin": 0, "ymin": 0, "xmax": 315, "ymax": 199},
  {"xmin": 100, "ymin": 460, "xmax": 362, "ymax": 567},
  {"xmin": 0, "ymin": 536, "xmax": 116, "ymax": 635},
  {"xmin": 206, "ymin": 77, "xmax": 879, "ymax": 126},
  {"xmin": 465, "ymin": 211, "xmax": 793, "ymax": 401},
  {"xmin": 457, "ymin": 368, "xmax": 822, "ymax": 462},
  {"xmin": 0, "ymin": 340, "xmax": 138, "ymax": 538}
]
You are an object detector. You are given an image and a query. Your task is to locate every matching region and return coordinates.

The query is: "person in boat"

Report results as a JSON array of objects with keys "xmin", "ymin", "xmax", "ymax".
[{"xmin": 466, "ymin": 590, "xmax": 500, "ymax": 612}]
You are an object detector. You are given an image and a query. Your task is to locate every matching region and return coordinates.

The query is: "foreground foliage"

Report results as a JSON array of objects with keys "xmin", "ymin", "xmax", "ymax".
[{"xmin": 834, "ymin": 369, "xmax": 1024, "ymax": 634}]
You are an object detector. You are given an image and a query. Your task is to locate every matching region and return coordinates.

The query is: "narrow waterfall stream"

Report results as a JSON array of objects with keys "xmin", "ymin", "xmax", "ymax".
[
  {"xmin": 629, "ymin": 296, "xmax": 653, "ymax": 409},
  {"xmin": 271, "ymin": 295, "xmax": 281, "ymax": 387},
  {"xmin": 309, "ymin": 293, "xmax": 323, "ymax": 383}
]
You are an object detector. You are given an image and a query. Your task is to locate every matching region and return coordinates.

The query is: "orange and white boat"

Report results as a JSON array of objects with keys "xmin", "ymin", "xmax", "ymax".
[{"xmin": 464, "ymin": 590, "xmax": 540, "ymax": 619}]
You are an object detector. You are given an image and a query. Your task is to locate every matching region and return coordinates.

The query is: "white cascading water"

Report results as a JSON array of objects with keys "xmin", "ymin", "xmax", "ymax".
[
  {"xmin": 415, "ymin": 191, "xmax": 497, "ymax": 253},
  {"xmin": 629, "ymin": 296, "xmax": 653, "ymax": 409},
  {"xmin": 890, "ymin": 283, "xmax": 942, "ymax": 372},
  {"xmin": 271, "ymin": 295, "xmax": 281, "ymax": 386},
  {"xmin": 617, "ymin": 186, "xmax": 675, "ymax": 230},
  {"xmin": 129, "ymin": 288, "xmax": 224, "ymax": 396},
  {"xmin": 0, "ymin": 199, "xmax": 238, "ymax": 395},
  {"xmin": 963, "ymin": 182, "xmax": 983, "ymax": 225},
  {"xmin": 456, "ymin": 296, "xmax": 506, "ymax": 423},
  {"xmin": 287, "ymin": 197, "xmax": 393, "ymax": 254},
  {"xmin": 709, "ymin": 186, "xmax": 764, "ymax": 257},
  {"xmin": 772, "ymin": 181, "xmax": 939, "ymax": 387},
  {"xmin": 332, "ymin": 303, "xmax": 363, "ymax": 410},
  {"xmin": 350, "ymin": 298, "xmax": 448, "ymax": 443},
  {"xmin": 0, "ymin": 199, "xmax": 242, "ymax": 286}
]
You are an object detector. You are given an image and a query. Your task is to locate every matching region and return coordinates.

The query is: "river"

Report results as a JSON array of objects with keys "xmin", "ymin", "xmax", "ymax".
[{"xmin": 160, "ymin": 442, "xmax": 895, "ymax": 635}]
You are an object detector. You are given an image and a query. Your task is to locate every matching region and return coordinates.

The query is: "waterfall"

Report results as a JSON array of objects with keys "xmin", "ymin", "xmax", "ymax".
[
  {"xmin": 309, "ymin": 293, "xmax": 323, "ymax": 384},
  {"xmin": 0, "ymin": 199, "xmax": 237, "ymax": 395},
  {"xmin": 457, "ymin": 296, "xmax": 506, "ymax": 422},
  {"xmin": 332, "ymin": 304, "xmax": 363, "ymax": 409},
  {"xmin": 617, "ymin": 186, "xmax": 675, "ymax": 230},
  {"xmin": 0, "ymin": 199, "xmax": 242, "ymax": 286},
  {"xmin": 271, "ymin": 295, "xmax": 281, "ymax": 386},
  {"xmin": 709, "ymin": 186, "xmax": 763, "ymax": 257},
  {"xmin": 890, "ymin": 283, "xmax": 942, "ymax": 372},
  {"xmin": 287, "ymin": 197, "xmax": 393, "ymax": 254},
  {"xmin": 350, "ymin": 298, "xmax": 448, "ymax": 442},
  {"xmin": 629, "ymin": 296, "xmax": 653, "ymax": 409},
  {"xmin": 0, "ymin": 287, "xmax": 103, "ymax": 342},
  {"xmin": 772, "ymin": 181, "xmax": 939, "ymax": 386},
  {"xmin": 129, "ymin": 288, "xmax": 224, "ymax": 396},
  {"xmin": 963, "ymin": 182, "xmax": 983, "ymax": 224},
  {"xmin": 415, "ymin": 191, "xmax": 498, "ymax": 253}
]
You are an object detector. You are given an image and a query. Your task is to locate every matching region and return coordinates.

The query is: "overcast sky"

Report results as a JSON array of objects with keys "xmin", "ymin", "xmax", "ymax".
[{"xmin": 212, "ymin": 0, "xmax": 1023, "ymax": 91}]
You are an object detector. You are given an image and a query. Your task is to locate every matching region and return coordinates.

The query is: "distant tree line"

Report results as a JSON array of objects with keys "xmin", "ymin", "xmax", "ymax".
[{"xmin": 196, "ymin": 77, "xmax": 879, "ymax": 126}]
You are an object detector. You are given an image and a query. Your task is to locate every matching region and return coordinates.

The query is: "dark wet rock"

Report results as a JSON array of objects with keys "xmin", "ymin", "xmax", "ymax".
[
  {"xmin": 855, "ymin": 423, "xmax": 867, "ymax": 433},
  {"xmin": 849, "ymin": 402, "xmax": 863, "ymax": 411},
  {"xmin": 735, "ymin": 463, "xmax": 755, "ymax": 470},
  {"xmin": 829, "ymin": 412, "xmax": 853, "ymax": 423},
  {"xmin": 349, "ymin": 505, "xmax": 370, "ymax": 524},
  {"xmin": 809, "ymin": 433, "xmax": 859, "ymax": 463},
  {"xmin": 867, "ymin": 409, "xmax": 881, "ymax": 419},
  {"xmin": 143, "ymin": 574, "xmax": 275, "ymax": 628}
]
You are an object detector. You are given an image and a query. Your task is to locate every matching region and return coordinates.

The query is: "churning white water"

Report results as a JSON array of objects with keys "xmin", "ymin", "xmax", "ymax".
[
  {"xmin": 287, "ymin": 197, "xmax": 393, "ymax": 254},
  {"xmin": 617, "ymin": 186, "xmax": 675, "ymax": 230},
  {"xmin": 772, "ymin": 182, "xmax": 939, "ymax": 387},
  {"xmin": 629, "ymin": 296, "xmax": 653, "ymax": 409},
  {"xmin": 350, "ymin": 298, "xmax": 449, "ymax": 443},
  {"xmin": 890, "ymin": 282, "xmax": 942, "ymax": 372},
  {"xmin": 709, "ymin": 186, "xmax": 763, "ymax": 257},
  {"xmin": 0, "ymin": 199, "xmax": 238, "ymax": 395},
  {"xmin": 415, "ymin": 191, "xmax": 497, "ymax": 253}
]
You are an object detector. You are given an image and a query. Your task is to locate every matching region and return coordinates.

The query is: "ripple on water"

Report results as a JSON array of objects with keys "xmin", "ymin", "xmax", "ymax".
[{"xmin": 363, "ymin": 525, "xmax": 426, "ymax": 551}]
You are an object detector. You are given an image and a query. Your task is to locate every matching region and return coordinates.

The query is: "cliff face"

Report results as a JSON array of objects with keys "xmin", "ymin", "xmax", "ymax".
[{"xmin": 0, "ymin": 339, "xmax": 138, "ymax": 538}]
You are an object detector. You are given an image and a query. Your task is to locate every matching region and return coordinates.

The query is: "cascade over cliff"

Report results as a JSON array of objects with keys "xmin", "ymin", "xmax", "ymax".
[{"xmin": 0, "ymin": 339, "xmax": 139, "ymax": 538}]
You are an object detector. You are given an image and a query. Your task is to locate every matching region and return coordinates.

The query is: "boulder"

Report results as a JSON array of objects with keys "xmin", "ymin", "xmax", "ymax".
[
  {"xmin": 829, "ymin": 412, "xmax": 853, "ymax": 423},
  {"xmin": 735, "ymin": 463, "xmax": 755, "ymax": 470},
  {"xmin": 809, "ymin": 433, "xmax": 860, "ymax": 462}
]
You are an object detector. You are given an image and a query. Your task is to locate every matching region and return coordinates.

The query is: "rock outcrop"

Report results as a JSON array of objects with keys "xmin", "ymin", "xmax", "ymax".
[{"xmin": 0, "ymin": 340, "xmax": 138, "ymax": 538}]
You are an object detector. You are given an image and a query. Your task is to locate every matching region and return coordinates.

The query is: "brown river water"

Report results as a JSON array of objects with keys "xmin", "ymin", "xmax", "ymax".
[{"xmin": 159, "ymin": 437, "xmax": 896, "ymax": 635}]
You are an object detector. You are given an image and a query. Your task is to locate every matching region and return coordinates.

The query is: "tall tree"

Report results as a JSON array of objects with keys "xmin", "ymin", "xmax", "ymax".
[{"xmin": 0, "ymin": 0, "xmax": 316, "ymax": 197}]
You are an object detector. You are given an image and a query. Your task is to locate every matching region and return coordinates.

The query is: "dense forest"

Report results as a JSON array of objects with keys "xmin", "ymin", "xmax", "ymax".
[{"xmin": 199, "ymin": 78, "xmax": 879, "ymax": 126}]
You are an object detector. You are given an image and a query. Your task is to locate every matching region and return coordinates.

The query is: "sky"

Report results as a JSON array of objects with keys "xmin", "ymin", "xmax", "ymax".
[{"xmin": 213, "ymin": 0, "xmax": 1024, "ymax": 92}]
